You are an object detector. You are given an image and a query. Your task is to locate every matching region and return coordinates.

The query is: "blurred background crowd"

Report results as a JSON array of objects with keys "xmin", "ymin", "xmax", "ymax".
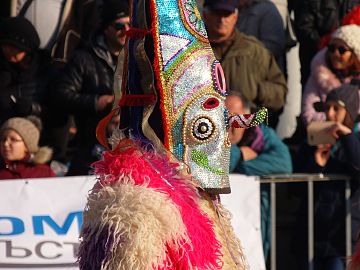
[{"xmin": 0, "ymin": 0, "xmax": 360, "ymax": 269}]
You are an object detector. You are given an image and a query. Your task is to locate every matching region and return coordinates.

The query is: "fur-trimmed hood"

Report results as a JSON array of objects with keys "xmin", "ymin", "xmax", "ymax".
[{"xmin": 31, "ymin": 146, "xmax": 53, "ymax": 165}]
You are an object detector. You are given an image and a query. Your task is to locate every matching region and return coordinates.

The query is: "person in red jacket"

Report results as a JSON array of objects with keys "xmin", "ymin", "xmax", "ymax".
[{"xmin": 0, "ymin": 116, "xmax": 55, "ymax": 179}]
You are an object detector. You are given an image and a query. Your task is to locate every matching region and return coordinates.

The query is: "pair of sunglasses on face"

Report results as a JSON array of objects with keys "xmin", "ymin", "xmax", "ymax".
[
  {"xmin": 328, "ymin": 44, "xmax": 353, "ymax": 55},
  {"xmin": 112, "ymin": 21, "xmax": 130, "ymax": 31}
]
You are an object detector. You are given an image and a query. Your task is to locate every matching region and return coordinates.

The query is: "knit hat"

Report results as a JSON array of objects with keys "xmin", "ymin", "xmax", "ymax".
[
  {"xmin": 0, "ymin": 116, "xmax": 53, "ymax": 164},
  {"xmin": 101, "ymin": 0, "xmax": 130, "ymax": 28},
  {"xmin": 326, "ymin": 84, "xmax": 360, "ymax": 122},
  {"xmin": 0, "ymin": 116, "xmax": 40, "ymax": 153},
  {"xmin": 0, "ymin": 17, "xmax": 40, "ymax": 52},
  {"xmin": 203, "ymin": 0, "xmax": 239, "ymax": 12},
  {"xmin": 332, "ymin": 24, "xmax": 360, "ymax": 59}
]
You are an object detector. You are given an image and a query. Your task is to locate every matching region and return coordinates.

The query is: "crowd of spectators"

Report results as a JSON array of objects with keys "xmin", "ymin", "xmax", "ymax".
[{"xmin": 0, "ymin": 0, "xmax": 360, "ymax": 269}]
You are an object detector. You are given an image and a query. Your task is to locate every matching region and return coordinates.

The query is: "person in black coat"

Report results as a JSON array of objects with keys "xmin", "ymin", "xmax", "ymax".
[
  {"xmin": 51, "ymin": 0, "xmax": 130, "ymax": 176},
  {"xmin": 0, "ymin": 17, "xmax": 53, "ymax": 130}
]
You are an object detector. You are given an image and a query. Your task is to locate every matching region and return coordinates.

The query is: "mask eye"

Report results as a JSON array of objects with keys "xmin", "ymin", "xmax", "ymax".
[
  {"xmin": 203, "ymin": 97, "xmax": 220, "ymax": 110},
  {"xmin": 191, "ymin": 116, "xmax": 216, "ymax": 142}
]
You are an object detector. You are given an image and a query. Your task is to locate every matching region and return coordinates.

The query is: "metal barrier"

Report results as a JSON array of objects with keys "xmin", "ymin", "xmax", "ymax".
[{"xmin": 260, "ymin": 174, "xmax": 352, "ymax": 270}]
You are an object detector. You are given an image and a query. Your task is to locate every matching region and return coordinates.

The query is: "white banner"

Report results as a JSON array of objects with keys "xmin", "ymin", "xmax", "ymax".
[
  {"xmin": 0, "ymin": 175, "xmax": 264, "ymax": 270},
  {"xmin": 0, "ymin": 176, "xmax": 96, "ymax": 270},
  {"xmin": 221, "ymin": 174, "xmax": 266, "ymax": 270}
]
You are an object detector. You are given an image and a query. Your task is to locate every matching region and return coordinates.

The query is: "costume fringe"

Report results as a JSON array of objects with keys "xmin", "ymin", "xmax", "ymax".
[
  {"xmin": 79, "ymin": 140, "xmax": 223, "ymax": 269},
  {"xmin": 199, "ymin": 194, "xmax": 248, "ymax": 270},
  {"xmin": 215, "ymin": 201, "xmax": 248, "ymax": 269},
  {"xmin": 79, "ymin": 181, "xmax": 188, "ymax": 270}
]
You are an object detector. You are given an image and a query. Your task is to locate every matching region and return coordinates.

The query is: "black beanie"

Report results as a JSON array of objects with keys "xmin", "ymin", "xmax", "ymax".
[
  {"xmin": 0, "ymin": 17, "xmax": 40, "ymax": 52},
  {"xmin": 101, "ymin": 0, "xmax": 130, "ymax": 28},
  {"xmin": 326, "ymin": 84, "xmax": 360, "ymax": 122}
]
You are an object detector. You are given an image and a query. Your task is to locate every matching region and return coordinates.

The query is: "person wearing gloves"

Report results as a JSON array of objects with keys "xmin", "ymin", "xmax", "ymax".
[
  {"xmin": 301, "ymin": 24, "xmax": 360, "ymax": 127},
  {"xmin": 0, "ymin": 17, "xmax": 53, "ymax": 125},
  {"xmin": 0, "ymin": 116, "xmax": 55, "ymax": 179}
]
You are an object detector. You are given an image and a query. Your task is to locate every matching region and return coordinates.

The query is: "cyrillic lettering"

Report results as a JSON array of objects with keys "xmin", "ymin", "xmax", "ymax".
[
  {"xmin": 35, "ymin": 241, "xmax": 61, "ymax": 259},
  {"xmin": 1, "ymin": 240, "xmax": 31, "ymax": 258}
]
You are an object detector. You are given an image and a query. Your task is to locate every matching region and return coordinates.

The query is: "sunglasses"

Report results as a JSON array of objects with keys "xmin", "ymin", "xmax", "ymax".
[
  {"xmin": 112, "ymin": 22, "xmax": 130, "ymax": 31},
  {"xmin": 327, "ymin": 44, "xmax": 352, "ymax": 55}
]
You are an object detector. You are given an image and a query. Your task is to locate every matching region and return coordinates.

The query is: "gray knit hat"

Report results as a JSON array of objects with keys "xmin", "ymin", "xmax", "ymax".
[
  {"xmin": 332, "ymin": 24, "xmax": 360, "ymax": 59},
  {"xmin": 0, "ymin": 117, "xmax": 40, "ymax": 153}
]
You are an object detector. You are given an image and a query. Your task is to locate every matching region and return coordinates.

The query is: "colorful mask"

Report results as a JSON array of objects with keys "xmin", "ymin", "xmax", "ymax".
[
  {"xmin": 82, "ymin": 0, "xmax": 265, "ymax": 268},
  {"xmin": 99, "ymin": 0, "xmax": 267, "ymax": 194}
]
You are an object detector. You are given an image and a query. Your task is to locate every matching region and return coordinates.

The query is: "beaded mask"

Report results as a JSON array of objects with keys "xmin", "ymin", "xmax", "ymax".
[{"xmin": 98, "ymin": 0, "xmax": 267, "ymax": 194}]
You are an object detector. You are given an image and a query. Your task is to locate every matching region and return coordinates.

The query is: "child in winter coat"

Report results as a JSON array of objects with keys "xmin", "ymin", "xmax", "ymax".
[{"xmin": 0, "ymin": 116, "xmax": 55, "ymax": 179}]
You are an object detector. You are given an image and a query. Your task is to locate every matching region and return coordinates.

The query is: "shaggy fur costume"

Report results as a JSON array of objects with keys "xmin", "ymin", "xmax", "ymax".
[{"xmin": 78, "ymin": 139, "xmax": 227, "ymax": 270}]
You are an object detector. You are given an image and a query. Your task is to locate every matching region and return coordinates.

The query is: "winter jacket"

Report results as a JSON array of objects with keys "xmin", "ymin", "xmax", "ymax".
[
  {"xmin": 211, "ymin": 30, "xmax": 287, "ymax": 112},
  {"xmin": 295, "ymin": 130, "xmax": 360, "ymax": 258},
  {"xmin": 236, "ymin": 0, "xmax": 286, "ymax": 70},
  {"xmin": 301, "ymin": 48, "xmax": 360, "ymax": 125},
  {"xmin": 0, "ymin": 162, "xmax": 55, "ymax": 179},
  {"xmin": 52, "ymin": 33, "xmax": 116, "ymax": 149},
  {"xmin": 0, "ymin": 50, "xmax": 54, "ymax": 125},
  {"xmin": 229, "ymin": 125, "xmax": 292, "ymax": 175},
  {"xmin": 297, "ymin": 131, "xmax": 360, "ymax": 175},
  {"xmin": 0, "ymin": 147, "xmax": 55, "ymax": 179}
]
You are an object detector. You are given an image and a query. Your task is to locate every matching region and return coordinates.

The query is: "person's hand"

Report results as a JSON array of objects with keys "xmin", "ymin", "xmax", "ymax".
[
  {"xmin": 314, "ymin": 144, "xmax": 331, "ymax": 167},
  {"xmin": 240, "ymin": 146, "xmax": 258, "ymax": 161},
  {"xmin": 96, "ymin": 95, "xmax": 114, "ymax": 112},
  {"xmin": 326, "ymin": 122, "xmax": 352, "ymax": 139},
  {"xmin": 228, "ymin": 127, "xmax": 245, "ymax": 145}
]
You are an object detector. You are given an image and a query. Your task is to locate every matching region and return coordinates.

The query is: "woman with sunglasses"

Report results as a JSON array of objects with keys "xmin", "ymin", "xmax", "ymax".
[{"xmin": 301, "ymin": 24, "xmax": 360, "ymax": 127}]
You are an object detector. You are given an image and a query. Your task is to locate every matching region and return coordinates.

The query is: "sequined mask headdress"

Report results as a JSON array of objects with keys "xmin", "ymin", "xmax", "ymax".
[
  {"xmin": 98, "ymin": 0, "xmax": 267, "ymax": 194},
  {"xmin": 80, "ymin": 1, "xmax": 265, "ymax": 268}
]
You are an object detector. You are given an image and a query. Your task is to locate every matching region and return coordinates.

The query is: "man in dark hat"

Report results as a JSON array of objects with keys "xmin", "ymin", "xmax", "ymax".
[
  {"xmin": 202, "ymin": 0, "xmax": 287, "ymax": 128},
  {"xmin": 51, "ymin": 0, "xmax": 130, "ymax": 175}
]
